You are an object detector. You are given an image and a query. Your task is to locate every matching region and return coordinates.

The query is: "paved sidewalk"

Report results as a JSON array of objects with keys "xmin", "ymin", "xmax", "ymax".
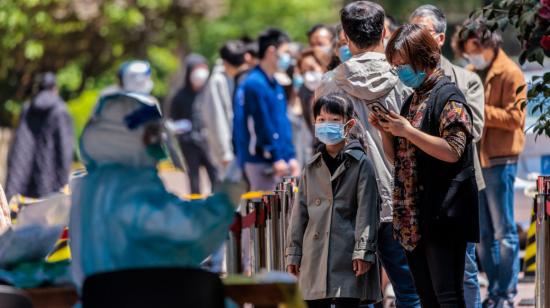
[{"xmin": 479, "ymin": 273, "xmax": 535, "ymax": 307}]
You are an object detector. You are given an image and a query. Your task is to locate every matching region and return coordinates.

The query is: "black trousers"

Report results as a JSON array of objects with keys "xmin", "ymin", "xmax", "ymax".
[
  {"xmin": 405, "ymin": 237, "xmax": 467, "ymax": 308},
  {"xmin": 306, "ymin": 298, "xmax": 360, "ymax": 308},
  {"xmin": 180, "ymin": 142, "xmax": 218, "ymax": 194}
]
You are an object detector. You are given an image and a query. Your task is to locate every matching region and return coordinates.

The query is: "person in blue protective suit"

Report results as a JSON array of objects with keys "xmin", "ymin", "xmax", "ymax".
[{"xmin": 69, "ymin": 60, "xmax": 237, "ymax": 290}]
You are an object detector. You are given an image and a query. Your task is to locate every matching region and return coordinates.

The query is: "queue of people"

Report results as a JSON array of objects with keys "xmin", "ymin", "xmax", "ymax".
[{"xmin": 1, "ymin": 1, "xmax": 528, "ymax": 307}]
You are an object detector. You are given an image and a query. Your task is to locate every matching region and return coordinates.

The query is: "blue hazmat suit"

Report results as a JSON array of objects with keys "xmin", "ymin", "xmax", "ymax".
[{"xmin": 69, "ymin": 92, "xmax": 234, "ymax": 289}]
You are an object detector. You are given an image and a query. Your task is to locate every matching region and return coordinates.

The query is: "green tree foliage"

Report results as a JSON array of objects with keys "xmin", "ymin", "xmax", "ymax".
[
  {"xmin": 186, "ymin": 0, "xmax": 338, "ymax": 63},
  {"xmin": 0, "ymin": 0, "xmax": 223, "ymax": 127}
]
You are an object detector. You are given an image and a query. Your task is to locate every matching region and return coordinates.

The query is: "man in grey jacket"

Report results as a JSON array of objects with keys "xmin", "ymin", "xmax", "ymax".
[
  {"xmin": 316, "ymin": 2, "xmax": 419, "ymax": 307},
  {"xmin": 410, "ymin": 5, "xmax": 486, "ymax": 308},
  {"xmin": 202, "ymin": 40, "xmax": 248, "ymax": 178}
]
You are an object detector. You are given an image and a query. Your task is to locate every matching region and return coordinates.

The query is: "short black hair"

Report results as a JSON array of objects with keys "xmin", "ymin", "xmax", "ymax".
[
  {"xmin": 258, "ymin": 28, "xmax": 290, "ymax": 59},
  {"xmin": 340, "ymin": 1, "xmax": 385, "ymax": 49},
  {"xmin": 241, "ymin": 36, "xmax": 259, "ymax": 59},
  {"xmin": 313, "ymin": 93, "xmax": 355, "ymax": 121},
  {"xmin": 307, "ymin": 24, "xmax": 331, "ymax": 39},
  {"xmin": 219, "ymin": 40, "xmax": 246, "ymax": 67}
]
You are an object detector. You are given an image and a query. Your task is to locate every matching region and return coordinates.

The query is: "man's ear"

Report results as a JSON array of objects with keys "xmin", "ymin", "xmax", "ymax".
[
  {"xmin": 267, "ymin": 45, "xmax": 277, "ymax": 57},
  {"xmin": 437, "ymin": 33, "xmax": 446, "ymax": 47}
]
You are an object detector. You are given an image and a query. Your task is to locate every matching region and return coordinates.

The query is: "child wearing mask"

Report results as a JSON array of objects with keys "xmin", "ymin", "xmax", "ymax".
[{"xmin": 285, "ymin": 94, "xmax": 381, "ymax": 308}]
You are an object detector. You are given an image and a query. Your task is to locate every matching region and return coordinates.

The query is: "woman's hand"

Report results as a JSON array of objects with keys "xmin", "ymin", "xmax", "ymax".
[
  {"xmin": 368, "ymin": 113, "xmax": 385, "ymax": 132},
  {"xmin": 352, "ymin": 259, "xmax": 372, "ymax": 277},
  {"xmin": 379, "ymin": 111, "xmax": 414, "ymax": 138},
  {"xmin": 287, "ymin": 264, "xmax": 300, "ymax": 277}
]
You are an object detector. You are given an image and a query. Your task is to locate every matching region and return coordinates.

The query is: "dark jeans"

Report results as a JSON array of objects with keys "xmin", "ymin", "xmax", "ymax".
[
  {"xmin": 307, "ymin": 298, "xmax": 360, "ymax": 308},
  {"xmin": 377, "ymin": 223, "xmax": 421, "ymax": 308},
  {"xmin": 180, "ymin": 142, "xmax": 218, "ymax": 194},
  {"xmin": 463, "ymin": 242, "xmax": 481, "ymax": 308},
  {"xmin": 405, "ymin": 237, "xmax": 467, "ymax": 308},
  {"xmin": 477, "ymin": 164, "xmax": 519, "ymax": 302}
]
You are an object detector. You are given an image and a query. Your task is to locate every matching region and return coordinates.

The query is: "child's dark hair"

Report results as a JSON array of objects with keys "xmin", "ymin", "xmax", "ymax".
[
  {"xmin": 313, "ymin": 94, "xmax": 354, "ymax": 121},
  {"xmin": 313, "ymin": 94, "xmax": 366, "ymax": 149}
]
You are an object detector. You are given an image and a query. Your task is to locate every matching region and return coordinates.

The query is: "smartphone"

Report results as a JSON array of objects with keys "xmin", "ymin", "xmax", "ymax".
[{"xmin": 367, "ymin": 101, "xmax": 390, "ymax": 122}]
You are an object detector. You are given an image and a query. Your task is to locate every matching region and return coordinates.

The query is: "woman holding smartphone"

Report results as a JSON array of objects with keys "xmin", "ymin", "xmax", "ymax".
[{"xmin": 369, "ymin": 24, "xmax": 479, "ymax": 307}]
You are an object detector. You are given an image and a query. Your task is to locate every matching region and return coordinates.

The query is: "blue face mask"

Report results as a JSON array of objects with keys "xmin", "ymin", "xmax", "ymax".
[
  {"xmin": 315, "ymin": 122, "xmax": 347, "ymax": 145},
  {"xmin": 277, "ymin": 52, "xmax": 292, "ymax": 71},
  {"xmin": 338, "ymin": 45, "xmax": 352, "ymax": 62},
  {"xmin": 396, "ymin": 64, "xmax": 427, "ymax": 89},
  {"xmin": 293, "ymin": 74, "xmax": 304, "ymax": 91}
]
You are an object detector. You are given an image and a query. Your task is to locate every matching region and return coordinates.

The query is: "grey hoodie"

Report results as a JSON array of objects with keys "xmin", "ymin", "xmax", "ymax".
[{"xmin": 316, "ymin": 52, "xmax": 411, "ymax": 222}]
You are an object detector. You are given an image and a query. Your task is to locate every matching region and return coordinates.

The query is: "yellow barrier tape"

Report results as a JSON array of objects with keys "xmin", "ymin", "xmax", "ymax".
[
  {"xmin": 241, "ymin": 191, "xmax": 269, "ymax": 200},
  {"xmin": 157, "ymin": 160, "xmax": 179, "ymax": 172},
  {"xmin": 183, "ymin": 194, "xmax": 206, "ymax": 200}
]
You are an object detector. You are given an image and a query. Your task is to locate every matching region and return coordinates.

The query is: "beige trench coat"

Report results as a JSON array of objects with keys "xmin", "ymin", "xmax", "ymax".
[{"xmin": 285, "ymin": 143, "xmax": 382, "ymax": 302}]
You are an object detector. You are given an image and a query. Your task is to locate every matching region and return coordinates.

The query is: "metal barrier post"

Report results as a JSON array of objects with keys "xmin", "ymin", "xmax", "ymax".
[
  {"xmin": 226, "ymin": 213, "xmax": 242, "ymax": 274},
  {"xmin": 535, "ymin": 176, "xmax": 549, "ymax": 307},
  {"xmin": 276, "ymin": 183, "xmax": 287, "ymax": 271},
  {"xmin": 264, "ymin": 193, "xmax": 281, "ymax": 271},
  {"xmin": 248, "ymin": 199, "xmax": 267, "ymax": 274},
  {"xmin": 237, "ymin": 192, "xmax": 264, "ymax": 276}
]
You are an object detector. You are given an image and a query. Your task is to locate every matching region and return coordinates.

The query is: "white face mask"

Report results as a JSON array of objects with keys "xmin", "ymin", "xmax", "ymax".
[
  {"xmin": 303, "ymin": 71, "xmax": 323, "ymax": 91},
  {"xmin": 465, "ymin": 53, "xmax": 490, "ymax": 70},
  {"xmin": 319, "ymin": 45, "xmax": 333, "ymax": 56},
  {"xmin": 190, "ymin": 68, "xmax": 209, "ymax": 89}
]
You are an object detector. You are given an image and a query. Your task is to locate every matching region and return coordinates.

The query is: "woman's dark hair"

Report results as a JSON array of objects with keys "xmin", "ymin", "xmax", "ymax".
[
  {"xmin": 340, "ymin": 1, "xmax": 385, "ymax": 49},
  {"xmin": 385, "ymin": 24, "xmax": 441, "ymax": 72},
  {"xmin": 258, "ymin": 28, "xmax": 290, "ymax": 59},
  {"xmin": 313, "ymin": 94, "xmax": 366, "ymax": 148},
  {"xmin": 456, "ymin": 18, "xmax": 502, "ymax": 54},
  {"xmin": 219, "ymin": 40, "xmax": 246, "ymax": 67}
]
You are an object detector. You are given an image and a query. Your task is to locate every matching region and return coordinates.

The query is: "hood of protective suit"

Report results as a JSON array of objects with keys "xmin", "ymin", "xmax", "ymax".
[
  {"xmin": 80, "ymin": 92, "xmax": 162, "ymax": 169},
  {"xmin": 332, "ymin": 52, "xmax": 398, "ymax": 101}
]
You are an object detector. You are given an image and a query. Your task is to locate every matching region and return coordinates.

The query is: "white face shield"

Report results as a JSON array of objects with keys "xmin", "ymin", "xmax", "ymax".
[{"xmin": 121, "ymin": 61, "xmax": 154, "ymax": 94}]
